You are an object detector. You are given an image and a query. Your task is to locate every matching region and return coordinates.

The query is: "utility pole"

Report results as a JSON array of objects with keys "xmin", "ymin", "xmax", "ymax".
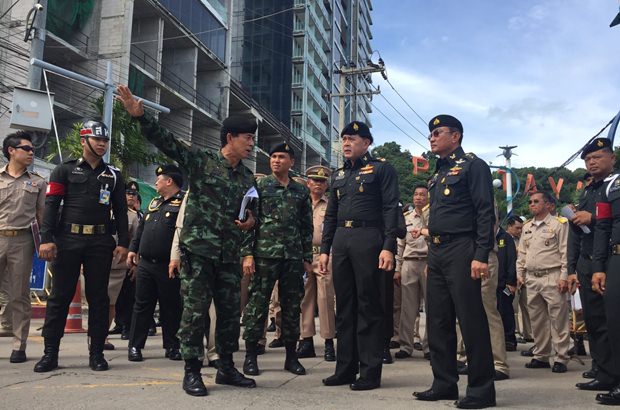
[
  {"xmin": 328, "ymin": 60, "xmax": 384, "ymax": 167},
  {"xmin": 26, "ymin": 0, "xmax": 47, "ymax": 90},
  {"xmin": 499, "ymin": 145, "xmax": 518, "ymax": 216}
]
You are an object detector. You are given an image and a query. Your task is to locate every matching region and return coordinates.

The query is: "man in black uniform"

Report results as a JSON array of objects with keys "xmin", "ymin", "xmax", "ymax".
[
  {"xmin": 567, "ymin": 138, "xmax": 617, "ymax": 392},
  {"xmin": 127, "ymin": 165, "xmax": 184, "ymax": 362},
  {"xmin": 495, "ymin": 226, "xmax": 517, "ymax": 351},
  {"xmin": 413, "ymin": 115, "xmax": 496, "ymax": 409},
  {"xmin": 319, "ymin": 121, "xmax": 400, "ymax": 391},
  {"xmin": 35, "ymin": 121, "xmax": 128, "ymax": 372},
  {"xmin": 592, "ymin": 140, "xmax": 620, "ymax": 405}
]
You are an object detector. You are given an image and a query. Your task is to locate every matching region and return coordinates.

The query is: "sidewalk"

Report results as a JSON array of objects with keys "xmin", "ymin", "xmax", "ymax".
[{"xmin": 0, "ymin": 317, "xmax": 602, "ymax": 409}]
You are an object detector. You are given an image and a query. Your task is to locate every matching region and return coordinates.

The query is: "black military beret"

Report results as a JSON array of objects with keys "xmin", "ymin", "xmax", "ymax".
[
  {"xmin": 429, "ymin": 114, "xmax": 463, "ymax": 134},
  {"xmin": 222, "ymin": 115, "xmax": 257, "ymax": 134},
  {"xmin": 126, "ymin": 180, "xmax": 139, "ymax": 194},
  {"xmin": 156, "ymin": 164, "xmax": 183, "ymax": 188},
  {"xmin": 580, "ymin": 137, "xmax": 613, "ymax": 159},
  {"xmin": 269, "ymin": 141, "xmax": 295, "ymax": 158},
  {"xmin": 341, "ymin": 121, "xmax": 373, "ymax": 143}
]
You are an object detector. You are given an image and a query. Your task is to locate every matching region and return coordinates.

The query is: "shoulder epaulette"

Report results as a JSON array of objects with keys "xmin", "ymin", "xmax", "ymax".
[
  {"xmin": 604, "ymin": 172, "xmax": 619, "ymax": 182},
  {"xmin": 28, "ymin": 169, "xmax": 42, "ymax": 178},
  {"xmin": 422, "ymin": 204, "xmax": 430, "ymax": 211},
  {"xmin": 465, "ymin": 152, "xmax": 478, "ymax": 160},
  {"xmin": 556, "ymin": 216, "xmax": 568, "ymax": 224},
  {"xmin": 63, "ymin": 158, "xmax": 78, "ymax": 164},
  {"xmin": 107, "ymin": 164, "xmax": 120, "ymax": 172},
  {"xmin": 403, "ymin": 210, "xmax": 413, "ymax": 216}
]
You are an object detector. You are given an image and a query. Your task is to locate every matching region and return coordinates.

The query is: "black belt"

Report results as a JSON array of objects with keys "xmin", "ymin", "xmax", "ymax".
[
  {"xmin": 63, "ymin": 223, "xmax": 108, "ymax": 235},
  {"xmin": 338, "ymin": 220, "xmax": 382, "ymax": 228},
  {"xmin": 429, "ymin": 232, "xmax": 473, "ymax": 245},
  {"xmin": 140, "ymin": 256, "xmax": 169, "ymax": 265}
]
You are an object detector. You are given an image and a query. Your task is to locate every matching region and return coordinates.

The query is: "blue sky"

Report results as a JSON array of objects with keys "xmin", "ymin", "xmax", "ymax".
[{"xmin": 369, "ymin": 0, "xmax": 620, "ymax": 169}]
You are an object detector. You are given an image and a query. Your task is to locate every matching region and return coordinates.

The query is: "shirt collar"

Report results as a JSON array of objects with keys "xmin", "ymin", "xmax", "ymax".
[
  {"xmin": 345, "ymin": 151, "xmax": 373, "ymax": 169},
  {"xmin": 436, "ymin": 146, "xmax": 465, "ymax": 170},
  {"xmin": 0, "ymin": 164, "xmax": 31, "ymax": 178}
]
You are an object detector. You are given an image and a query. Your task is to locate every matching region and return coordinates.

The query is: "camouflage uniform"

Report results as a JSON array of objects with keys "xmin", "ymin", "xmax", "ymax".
[
  {"xmin": 137, "ymin": 113, "xmax": 255, "ymax": 359},
  {"xmin": 242, "ymin": 174, "xmax": 313, "ymax": 343}
]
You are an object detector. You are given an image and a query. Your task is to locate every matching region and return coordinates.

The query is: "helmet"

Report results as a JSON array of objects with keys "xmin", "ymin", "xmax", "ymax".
[{"xmin": 79, "ymin": 120, "xmax": 109, "ymax": 140}]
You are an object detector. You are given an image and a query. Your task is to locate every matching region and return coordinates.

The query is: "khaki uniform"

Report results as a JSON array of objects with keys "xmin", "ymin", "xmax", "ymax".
[
  {"xmin": 511, "ymin": 236, "xmax": 533, "ymax": 340},
  {"xmin": 517, "ymin": 214, "xmax": 571, "ymax": 365},
  {"xmin": 0, "ymin": 165, "xmax": 46, "ymax": 350},
  {"xmin": 393, "ymin": 207, "xmax": 428, "ymax": 354},
  {"xmin": 300, "ymin": 195, "xmax": 335, "ymax": 339},
  {"xmin": 108, "ymin": 209, "xmax": 139, "ymax": 304}
]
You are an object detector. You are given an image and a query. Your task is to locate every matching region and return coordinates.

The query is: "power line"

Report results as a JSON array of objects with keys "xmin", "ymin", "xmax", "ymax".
[
  {"xmin": 368, "ymin": 99, "xmax": 428, "ymax": 151},
  {"xmin": 369, "ymin": 83, "xmax": 428, "ymax": 141},
  {"xmin": 383, "ymin": 77, "xmax": 428, "ymax": 126}
]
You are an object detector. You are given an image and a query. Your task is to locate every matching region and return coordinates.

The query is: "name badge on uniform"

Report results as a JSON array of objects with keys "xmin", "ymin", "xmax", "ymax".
[{"xmin": 99, "ymin": 184, "xmax": 110, "ymax": 205}]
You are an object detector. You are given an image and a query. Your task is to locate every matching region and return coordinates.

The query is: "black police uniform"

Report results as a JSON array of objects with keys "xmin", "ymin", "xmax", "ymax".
[
  {"xmin": 128, "ymin": 189, "xmax": 184, "ymax": 355},
  {"xmin": 495, "ymin": 227, "xmax": 517, "ymax": 348},
  {"xmin": 40, "ymin": 157, "xmax": 128, "ymax": 351},
  {"xmin": 426, "ymin": 144, "xmax": 495, "ymax": 401},
  {"xmin": 321, "ymin": 142, "xmax": 400, "ymax": 385},
  {"xmin": 592, "ymin": 171, "xmax": 620, "ymax": 401}
]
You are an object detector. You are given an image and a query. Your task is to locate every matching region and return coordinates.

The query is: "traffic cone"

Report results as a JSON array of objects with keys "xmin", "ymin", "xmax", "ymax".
[{"xmin": 64, "ymin": 279, "xmax": 87, "ymax": 333}]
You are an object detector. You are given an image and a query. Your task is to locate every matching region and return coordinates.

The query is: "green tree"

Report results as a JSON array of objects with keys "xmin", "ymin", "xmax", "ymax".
[{"xmin": 47, "ymin": 99, "xmax": 168, "ymax": 178}]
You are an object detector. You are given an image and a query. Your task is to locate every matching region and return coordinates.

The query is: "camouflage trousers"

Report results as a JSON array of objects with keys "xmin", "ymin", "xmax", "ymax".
[
  {"xmin": 177, "ymin": 252, "xmax": 241, "ymax": 359},
  {"xmin": 242, "ymin": 258, "xmax": 304, "ymax": 343}
]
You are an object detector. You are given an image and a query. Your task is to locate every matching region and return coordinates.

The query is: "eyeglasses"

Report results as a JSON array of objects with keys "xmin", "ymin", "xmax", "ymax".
[
  {"xmin": 427, "ymin": 129, "xmax": 453, "ymax": 140},
  {"xmin": 528, "ymin": 199, "xmax": 542, "ymax": 204},
  {"xmin": 13, "ymin": 145, "xmax": 34, "ymax": 152}
]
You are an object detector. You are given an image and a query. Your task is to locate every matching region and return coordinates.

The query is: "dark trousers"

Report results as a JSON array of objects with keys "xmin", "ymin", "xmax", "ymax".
[
  {"xmin": 577, "ymin": 256, "xmax": 616, "ymax": 384},
  {"xmin": 602, "ymin": 255, "xmax": 620, "ymax": 383},
  {"xmin": 331, "ymin": 227, "xmax": 386, "ymax": 382},
  {"xmin": 496, "ymin": 290, "xmax": 516, "ymax": 345},
  {"xmin": 427, "ymin": 237, "xmax": 495, "ymax": 401},
  {"xmin": 129, "ymin": 259, "xmax": 181, "ymax": 350},
  {"xmin": 115, "ymin": 273, "xmax": 135, "ymax": 331},
  {"xmin": 383, "ymin": 270, "xmax": 395, "ymax": 346},
  {"xmin": 42, "ymin": 234, "xmax": 115, "ymax": 343}
]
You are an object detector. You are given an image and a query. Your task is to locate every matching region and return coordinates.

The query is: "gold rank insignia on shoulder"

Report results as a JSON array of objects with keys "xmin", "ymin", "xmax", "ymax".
[
  {"xmin": 171, "ymin": 199, "xmax": 182, "ymax": 205},
  {"xmin": 145, "ymin": 214, "xmax": 151, "ymax": 221}
]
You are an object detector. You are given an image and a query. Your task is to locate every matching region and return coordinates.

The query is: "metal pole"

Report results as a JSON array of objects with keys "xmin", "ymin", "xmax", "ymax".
[
  {"xmin": 102, "ymin": 61, "xmax": 114, "ymax": 163},
  {"xmin": 506, "ymin": 156, "xmax": 513, "ymax": 217},
  {"xmin": 338, "ymin": 69, "xmax": 346, "ymax": 168},
  {"xmin": 27, "ymin": 0, "xmax": 47, "ymax": 89}
]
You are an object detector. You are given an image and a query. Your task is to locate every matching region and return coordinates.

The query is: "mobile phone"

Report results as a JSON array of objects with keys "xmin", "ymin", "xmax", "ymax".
[{"xmin": 503, "ymin": 286, "xmax": 512, "ymax": 296}]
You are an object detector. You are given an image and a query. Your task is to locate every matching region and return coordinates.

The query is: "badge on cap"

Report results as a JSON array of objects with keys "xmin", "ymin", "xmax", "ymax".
[
  {"xmin": 433, "ymin": 118, "xmax": 440, "ymax": 126},
  {"xmin": 157, "ymin": 167, "xmax": 163, "ymax": 174},
  {"xmin": 597, "ymin": 140, "xmax": 604, "ymax": 147},
  {"xmin": 353, "ymin": 123, "xmax": 359, "ymax": 131},
  {"xmin": 317, "ymin": 168, "xmax": 325, "ymax": 177}
]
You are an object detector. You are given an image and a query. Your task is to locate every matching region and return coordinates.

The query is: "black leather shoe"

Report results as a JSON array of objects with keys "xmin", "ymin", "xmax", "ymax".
[
  {"xmin": 216, "ymin": 354, "xmax": 256, "ymax": 388},
  {"xmin": 323, "ymin": 374, "xmax": 356, "ymax": 386},
  {"xmin": 350, "ymin": 378, "xmax": 380, "ymax": 391},
  {"xmin": 165, "ymin": 348, "xmax": 182, "ymax": 361},
  {"xmin": 89, "ymin": 354, "xmax": 109, "ymax": 371},
  {"xmin": 382, "ymin": 348, "xmax": 393, "ymax": 364},
  {"xmin": 413, "ymin": 387, "xmax": 459, "ymax": 401},
  {"xmin": 413, "ymin": 342, "xmax": 423, "ymax": 351},
  {"xmin": 266, "ymin": 318, "xmax": 276, "ymax": 332},
  {"xmin": 33, "ymin": 340, "xmax": 59, "ymax": 373},
  {"xmin": 394, "ymin": 350, "xmax": 411, "ymax": 359},
  {"xmin": 494, "ymin": 370, "xmax": 509, "ymax": 381},
  {"xmin": 455, "ymin": 396, "xmax": 496, "ymax": 409},
  {"xmin": 128, "ymin": 347, "xmax": 143, "ymax": 362},
  {"xmin": 520, "ymin": 349, "xmax": 534, "ymax": 357},
  {"xmin": 388, "ymin": 340, "xmax": 400, "ymax": 349},
  {"xmin": 596, "ymin": 386, "xmax": 620, "ymax": 405},
  {"xmin": 583, "ymin": 366, "xmax": 598, "ymax": 379},
  {"xmin": 505, "ymin": 342, "xmax": 517, "ymax": 352},
  {"xmin": 256, "ymin": 344, "xmax": 266, "ymax": 355},
  {"xmin": 10, "ymin": 350, "xmax": 27, "ymax": 363},
  {"xmin": 576, "ymin": 379, "xmax": 614, "ymax": 391},
  {"xmin": 243, "ymin": 355, "xmax": 259, "ymax": 376},
  {"xmin": 284, "ymin": 342, "xmax": 306, "ymax": 375},
  {"xmin": 296, "ymin": 339, "xmax": 316, "ymax": 358},
  {"xmin": 269, "ymin": 338, "xmax": 284, "ymax": 348},
  {"xmin": 120, "ymin": 332, "xmax": 129, "ymax": 341},
  {"xmin": 108, "ymin": 324, "xmax": 123, "ymax": 335},
  {"xmin": 552, "ymin": 362, "xmax": 567, "ymax": 373},
  {"xmin": 458, "ymin": 365, "xmax": 469, "ymax": 375},
  {"xmin": 525, "ymin": 359, "xmax": 550, "ymax": 369},
  {"xmin": 148, "ymin": 326, "xmax": 157, "ymax": 336},
  {"xmin": 183, "ymin": 361, "xmax": 208, "ymax": 397},
  {"xmin": 324, "ymin": 339, "xmax": 335, "ymax": 362},
  {"xmin": 103, "ymin": 342, "xmax": 115, "ymax": 351}
]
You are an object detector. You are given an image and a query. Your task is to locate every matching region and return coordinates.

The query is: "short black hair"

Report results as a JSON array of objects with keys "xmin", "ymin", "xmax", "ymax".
[
  {"xmin": 506, "ymin": 216, "xmax": 523, "ymax": 227},
  {"xmin": 3, "ymin": 130, "xmax": 33, "ymax": 160},
  {"xmin": 450, "ymin": 127, "xmax": 463, "ymax": 145},
  {"xmin": 413, "ymin": 184, "xmax": 428, "ymax": 192},
  {"xmin": 531, "ymin": 191, "xmax": 555, "ymax": 204}
]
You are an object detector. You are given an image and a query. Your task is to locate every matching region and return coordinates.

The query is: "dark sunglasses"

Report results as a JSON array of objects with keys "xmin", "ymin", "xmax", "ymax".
[{"xmin": 13, "ymin": 145, "xmax": 34, "ymax": 152}]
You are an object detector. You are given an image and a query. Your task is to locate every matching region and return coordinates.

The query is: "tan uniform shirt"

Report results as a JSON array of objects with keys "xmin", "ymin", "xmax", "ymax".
[
  {"xmin": 312, "ymin": 196, "xmax": 328, "ymax": 249},
  {"xmin": 516, "ymin": 213, "xmax": 569, "ymax": 280},
  {"xmin": 396, "ymin": 207, "xmax": 429, "ymax": 272},
  {"xmin": 0, "ymin": 165, "xmax": 46, "ymax": 230},
  {"xmin": 170, "ymin": 191, "xmax": 188, "ymax": 261},
  {"xmin": 111, "ymin": 209, "xmax": 139, "ymax": 270}
]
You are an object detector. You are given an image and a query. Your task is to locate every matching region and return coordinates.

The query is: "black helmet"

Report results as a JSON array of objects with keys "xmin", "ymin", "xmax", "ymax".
[{"xmin": 80, "ymin": 120, "xmax": 109, "ymax": 140}]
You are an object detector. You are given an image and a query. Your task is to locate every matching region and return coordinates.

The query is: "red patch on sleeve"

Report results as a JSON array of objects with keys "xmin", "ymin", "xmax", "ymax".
[
  {"xmin": 596, "ymin": 202, "xmax": 612, "ymax": 219},
  {"xmin": 46, "ymin": 181, "xmax": 65, "ymax": 197}
]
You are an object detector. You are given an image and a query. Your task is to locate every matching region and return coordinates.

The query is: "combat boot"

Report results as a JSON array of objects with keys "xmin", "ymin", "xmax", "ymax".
[
  {"xmin": 89, "ymin": 338, "xmax": 109, "ymax": 371},
  {"xmin": 243, "ymin": 341, "xmax": 260, "ymax": 376},
  {"xmin": 33, "ymin": 338, "xmax": 59, "ymax": 373},
  {"xmin": 296, "ymin": 337, "xmax": 316, "ymax": 358},
  {"xmin": 324, "ymin": 338, "xmax": 336, "ymax": 362},
  {"xmin": 183, "ymin": 358, "xmax": 208, "ymax": 396},
  {"xmin": 284, "ymin": 341, "xmax": 306, "ymax": 375},
  {"xmin": 215, "ymin": 353, "xmax": 256, "ymax": 388}
]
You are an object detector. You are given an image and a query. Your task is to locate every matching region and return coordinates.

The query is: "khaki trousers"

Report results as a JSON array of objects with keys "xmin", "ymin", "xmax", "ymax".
[
  {"xmin": 526, "ymin": 270, "xmax": 571, "ymax": 365},
  {"xmin": 0, "ymin": 274, "xmax": 11, "ymax": 328},
  {"xmin": 205, "ymin": 303, "xmax": 218, "ymax": 361},
  {"xmin": 300, "ymin": 254, "xmax": 335, "ymax": 339},
  {"xmin": 513, "ymin": 285, "xmax": 533, "ymax": 339},
  {"xmin": 397, "ymin": 259, "xmax": 428, "ymax": 354},
  {"xmin": 0, "ymin": 233, "xmax": 35, "ymax": 350},
  {"xmin": 457, "ymin": 252, "xmax": 509, "ymax": 375}
]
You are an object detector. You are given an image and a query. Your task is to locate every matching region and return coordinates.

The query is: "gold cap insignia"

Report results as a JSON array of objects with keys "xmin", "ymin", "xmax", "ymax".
[
  {"xmin": 353, "ymin": 123, "xmax": 359, "ymax": 131},
  {"xmin": 156, "ymin": 167, "xmax": 162, "ymax": 174},
  {"xmin": 317, "ymin": 168, "xmax": 325, "ymax": 176},
  {"xmin": 433, "ymin": 118, "xmax": 440, "ymax": 126},
  {"xmin": 597, "ymin": 140, "xmax": 604, "ymax": 147},
  {"xmin": 285, "ymin": 143, "xmax": 289, "ymax": 150}
]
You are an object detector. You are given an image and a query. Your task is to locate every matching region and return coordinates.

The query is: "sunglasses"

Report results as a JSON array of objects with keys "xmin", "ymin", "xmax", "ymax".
[
  {"xmin": 13, "ymin": 145, "xmax": 34, "ymax": 152},
  {"xmin": 427, "ymin": 129, "xmax": 453, "ymax": 141},
  {"xmin": 528, "ymin": 199, "xmax": 543, "ymax": 204}
]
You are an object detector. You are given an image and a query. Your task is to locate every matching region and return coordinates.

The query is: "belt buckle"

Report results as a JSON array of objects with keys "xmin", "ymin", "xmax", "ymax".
[
  {"xmin": 432, "ymin": 235, "xmax": 441, "ymax": 244},
  {"xmin": 70, "ymin": 224, "xmax": 80, "ymax": 234},
  {"xmin": 614, "ymin": 244, "xmax": 620, "ymax": 255},
  {"xmin": 83, "ymin": 225, "xmax": 94, "ymax": 235},
  {"xmin": 344, "ymin": 220, "xmax": 353, "ymax": 228}
]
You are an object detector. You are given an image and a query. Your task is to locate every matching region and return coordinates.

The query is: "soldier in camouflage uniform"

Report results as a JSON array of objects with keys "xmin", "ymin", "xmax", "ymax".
[
  {"xmin": 117, "ymin": 85, "xmax": 257, "ymax": 396},
  {"xmin": 241, "ymin": 142, "xmax": 313, "ymax": 376}
]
